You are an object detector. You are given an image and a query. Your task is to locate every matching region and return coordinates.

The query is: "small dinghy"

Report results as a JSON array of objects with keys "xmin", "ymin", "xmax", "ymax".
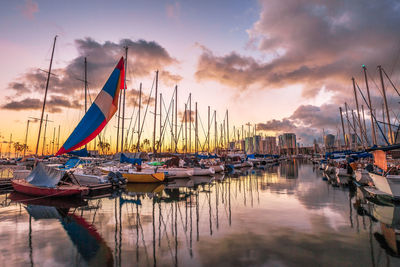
[{"xmin": 12, "ymin": 163, "xmax": 89, "ymax": 197}]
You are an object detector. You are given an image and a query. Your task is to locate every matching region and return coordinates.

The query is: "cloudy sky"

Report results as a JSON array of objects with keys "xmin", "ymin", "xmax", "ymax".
[{"xmin": 1, "ymin": 0, "xmax": 400, "ymax": 152}]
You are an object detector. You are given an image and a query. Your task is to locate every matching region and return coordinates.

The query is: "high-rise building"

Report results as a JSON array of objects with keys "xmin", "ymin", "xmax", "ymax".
[
  {"xmin": 262, "ymin": 136, "xmax": 277, "ymax": 154},
  {"xmin": 253, "ymin": 135, "xmax": 261, "ymax": 153},
  {"xmin": 245, "ymin": 137, "xmax": 254, "ymax": 154},
  {"xmin": 324, "ymin": 134, "xmax": 335, "ymax": 150},
  {"xmin": 278, "ymin": 133, "xmax": 296, "ymax": 155}
]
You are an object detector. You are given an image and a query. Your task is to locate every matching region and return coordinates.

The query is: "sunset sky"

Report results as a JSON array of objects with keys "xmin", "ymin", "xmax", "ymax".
[{"xmin": 1, "ymin": 0, "xmax": 400, "ymax": 153}]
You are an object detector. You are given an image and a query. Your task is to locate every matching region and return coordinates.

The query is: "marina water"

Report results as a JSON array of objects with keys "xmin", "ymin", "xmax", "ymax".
[{"xmin": 0, "ymin": 160, "xmax": 399, "ymax": 266}]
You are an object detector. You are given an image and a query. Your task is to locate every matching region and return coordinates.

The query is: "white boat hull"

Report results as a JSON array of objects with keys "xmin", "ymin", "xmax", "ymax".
[
  {"xmin": 159, "ymin": 168, "xmax": 194, "ymax": 178},
  {"xmin": 193, "ymin": 167, "xmax": 215, "ymax": 176},
  {"xmin": 369, "ymin": 172, "xmax": 400, "ymax": 198}
]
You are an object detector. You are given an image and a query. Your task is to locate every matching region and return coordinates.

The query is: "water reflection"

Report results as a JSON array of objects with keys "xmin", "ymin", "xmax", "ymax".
[{"xmin": 0, "ymin": 161, "xmax": 400, "ymax": 266}]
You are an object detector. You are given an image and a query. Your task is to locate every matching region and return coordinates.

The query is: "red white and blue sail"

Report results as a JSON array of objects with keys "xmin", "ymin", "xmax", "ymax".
[{"xmin": 56, "ymin": 57, "xmax": 125, "ymax": 156}]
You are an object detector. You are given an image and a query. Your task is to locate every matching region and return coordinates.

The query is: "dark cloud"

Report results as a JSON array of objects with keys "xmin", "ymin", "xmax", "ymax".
[
  {"xmin": 2, "ymin": 96, "xmax": 81, "ymax": 113},
  {"xmin": 195, "ymin": 0, "xmax": 400, "ymax": 100},
  {"xmin": 256, "ymin": 104, "xmax": 344, "ymax": 145},
  {"xmin": 4, "ymin": 37, "xmax": 180, "ymax": 113}
]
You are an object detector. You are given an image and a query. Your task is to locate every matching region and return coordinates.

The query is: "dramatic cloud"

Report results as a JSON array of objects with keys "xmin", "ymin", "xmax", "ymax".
[
  {"xmin": 19, "ymin": 0, "xmax": 39, "ymax": 20},
  {"xmin": 196, "ymin": 0, "xmax": 400, "ymax": 99},
  {"xmin": 257, "ymin": 104, "xmax": 343, "ymax": 144},
  {"xmin": 3, "ymin": 37, "xmax": 180, "ymax": 113},
  {"xmin": 2, "ymin": 96, "xmax": 81, "ymax": 113}
]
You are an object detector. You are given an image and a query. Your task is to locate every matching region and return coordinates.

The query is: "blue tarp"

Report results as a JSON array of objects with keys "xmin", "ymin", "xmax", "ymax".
[
  {"xmin": 120, "ymin": 153, "xmax": 142, "ymax": 165},
  {"xmin": 26, "ymin": 163, "xmax": 65, "ymax": 188},
  {"xmin": 195, "ymin": 154, "xmax": 218, "ymax": 159},
  {"xmin": 67, "ymin": 148, "xmax": 90, "ymax": 157}
]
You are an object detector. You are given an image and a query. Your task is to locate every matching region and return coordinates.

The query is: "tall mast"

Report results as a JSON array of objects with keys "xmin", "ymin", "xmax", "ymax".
[
  {"xmin": 153, "ymin": 70, "xmax": 159, "ymax": 154},
  {"xmin": 362, "ymin": 105, "xmax": 368, "ymax": 146},
  {"xmin": 121, "ymin": 47, "xmax": 128, "ymax": 152},
  {"xmin": 351, "ymin": 110, "xmax": 359, "ymax": 150},
  {"xmin": 24, "ymin": 120, "xmax": 30, "ymax": 157},
  {"xmin": 42, "ymin": 114, "xmax": 48, "ymax": 155},
  {"xmin": 189, "ymin": 93, "xmax": 191, "ymax": 154},
  {"xmin": 195, "ymin": 102, "xmax": 198, "ymax": 154},
  {"xmin": 52, "ymin": 127, "xmax": 55, "ymax": 154},
  {"xmin": 207, "ymin": 106, "xmax": 210, "ymax": 153},
  {"xmin": 185, "ymin": 103, "xmax": 187, "ymax": 154},
  {"xmin": 84, "ymin": 57, "xmax": 88, "ymax": 150},
  {"xmin": 378, "ymin": 65, "xmax": 394, "ymax": 144},
  {"xmin": 9, "ymin": 134, "xmax": 12, "ymax": 158},
  {"xmin": 171, "ymin": 99, "xmax": 174, "ymax": 152},
  {"xmin": 382, "ymin": 103, "xmax": 386, "ymax": 141},
  {"xmin": 57, "ymin": 125, "xmax": 60, "ymax": 152},
  {"xmin": 214, "ymin": 110, "xmax": 217, "ymax": 152},
  {"xmin": 137, "ymin": 83, "xmax": 142, "ymax": 152},
  {"xmin": 226, "ymin": 110, "xmax": 229, "ymax": 151},
  {"xmin": 352, "ymin": 77, "xmax": 364, "ymax": 147},
  {"xmin": 159, "ymin": 93, "xmax": 162, "ymax": 153},
  {"xmin": 339, "ymin": 107, "xmax": 347, "ymax": 149},
  {"xmin": 175, "ymin": 86, "xmax": 178, "ymax": 152},
  {"xmin": 35, "ymin": 35, "xmax": 57, "ymax": 156},
  {"xmin": 344, "ymin": 103, "xmax": 352, "ymax": 149},
  {"xmin": 363, "ymin": 65, "xmax": 377, "ymax": 145}
]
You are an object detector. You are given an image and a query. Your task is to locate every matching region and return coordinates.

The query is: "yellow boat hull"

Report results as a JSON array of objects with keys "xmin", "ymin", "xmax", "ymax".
[{"xmin": 123, "ymin": 172, "xmax": 165, "ymax": 183}]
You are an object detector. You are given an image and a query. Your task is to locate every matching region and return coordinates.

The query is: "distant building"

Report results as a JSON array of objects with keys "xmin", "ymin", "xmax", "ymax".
[
  {"xmin": 278, "ymin": 133, "xmax": 296, "ymax": 155},
  {"xmin": 262, "ymin": 136, "xmax": 277, "ymax": 154},
  {"xmin": 253, "ymin": 135, "xmax": 261, "ymax": 154},
  {"xmin": 324, "ymin": 134, "xmax": 335, "ymax": 151},
  {"xmin": 245, "ymin": 137, "xmax": 254, "ymax": 154}
]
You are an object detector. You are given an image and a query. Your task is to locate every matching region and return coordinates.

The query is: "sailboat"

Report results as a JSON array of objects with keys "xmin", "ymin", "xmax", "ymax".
[
  {"xmin": 13, "ymin": 57, "xmax": 125, "ymax": 197},
  {"xmin": 56, "ymin": 57, "xmax": 125, "ymax": 156}
]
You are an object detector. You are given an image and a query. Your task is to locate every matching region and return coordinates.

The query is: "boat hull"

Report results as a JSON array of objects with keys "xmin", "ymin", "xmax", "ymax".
[
  {"xmin": 12, "ymin": 179, "xmax": 88, "ymax": 197},
  {"xmin": 369, "ymin": 172, "xmax": 400, "ymax": 198},
  {"xmin": 123, "ymin": 172, "xmax": 165, "ymax": 183}
]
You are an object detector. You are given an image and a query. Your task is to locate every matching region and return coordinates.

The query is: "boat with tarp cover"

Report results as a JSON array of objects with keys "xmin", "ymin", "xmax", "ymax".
[{"xmin": 12, "ymin": 163, "xmax": 89, "ymax": 197}]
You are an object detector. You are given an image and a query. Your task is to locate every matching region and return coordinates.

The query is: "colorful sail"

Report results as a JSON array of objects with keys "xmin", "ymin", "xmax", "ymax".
[{"xmin": 56, "ymin": 57, "xmax": 125, "ymax": 156}]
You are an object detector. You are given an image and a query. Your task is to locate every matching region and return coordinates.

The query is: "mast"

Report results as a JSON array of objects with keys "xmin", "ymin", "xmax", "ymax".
[
  {"xmin": 52, "ymin": 127, "xmax": 55, "ymax": 154},
  {"xmin": 344, "ymin": 103, "xmax": 352, "ymax": 149},
  {"xmin": 363, "ymin": 65, "xmax": 377, "ymax": 145},
  {"xmin": 9, "ymin": 134, "xmax": 12, "ymax": 158},
  {"xmin": 137, "ymin": 83, "xmax": 142, "ymax": 152},
  {"xmin": 175, "ymin": 86, "xmax": 178, "ymax": 152},
  {"xmin": 352, "ymin": 77, "xmax": 364, "ymax": 147},
  {"xmin": 226, "ymin": 110, "xmax": 229, "ymax": 151},
  {"xmin": 35, "ymin": 35, "xmax": 57, "ymax": 156},
  {"xmin": 153, "ymin": 70, "xmax": 159, "ymax": 154},
  {"xmin": 189, "ymin": 93, "xmax": 191, "ymax": 154},
  {"xmin": 159, "ymin": 93, "xmax": 162, "ymax": 153},
  {"xmin": 208, "ymin": 106, "xmax": 210, "ymax": 153},
  {"xmin": 42, "ymin": 114, "xmax": 48, "ymax": 155},
  {"xmin": 339, "ymin": 107, "xmax": 347, "ymax": 149},
  {"xmin": 121, "ymin": 47, "xmax": 128, "ymax": 152},
  {"xmin": 84, "ymin": 57, "xmax": 88, "ymax": 150},
  {"xmin": 195, "ymin": 102, "xmax": 198, "ymax": 154},
  {"xmin": 362, "ymin": 105, "xmax": 368, "ymax": 146},
  {"xmin": 351, "ymin": 110, "xmax": 359, "ymax": 150},
  {"xmin": 24, "ymin": 120, "xmax": 30, "ymax": 157},
  {"xmin": 214, "ymin": 110, "xmax": 217, "ymax": 152},
  {"xmin": 57, "ymin": 125, "xmax": 60, "ymax": 152},
  {"xmin": 185, "ymin": 103, "xmax": 187, "ymax": 154},
  {"xmin": 378, "ymin": 65, "xmax": 394, "ymax": 144}
]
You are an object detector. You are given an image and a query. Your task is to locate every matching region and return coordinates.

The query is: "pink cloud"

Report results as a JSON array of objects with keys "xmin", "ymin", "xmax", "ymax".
[{"xmin": 19, "ymin": 0, "xmax": 39, "ymax": 20}]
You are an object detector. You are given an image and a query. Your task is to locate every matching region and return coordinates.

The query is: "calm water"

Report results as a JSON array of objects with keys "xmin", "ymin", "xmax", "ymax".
[{"xmin": 0, "ymin": 160, "xmax": 399, "ymax": 266}]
